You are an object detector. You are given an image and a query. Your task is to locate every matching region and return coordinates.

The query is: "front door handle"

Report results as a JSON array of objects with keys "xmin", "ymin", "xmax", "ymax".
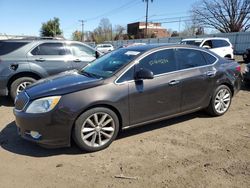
[
  {"xmin": 73, "ymin": 59, "xmax": 81, "ymax": 62},
  {"xmin": 35, "ymin": 58, "xmax": 45, "ymax": 62},
  {"xmin": 168, "ymin": 80, "xmax": 180, "ymax": 86}
]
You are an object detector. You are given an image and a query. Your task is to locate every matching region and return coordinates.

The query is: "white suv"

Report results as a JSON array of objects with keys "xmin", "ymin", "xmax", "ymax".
[
  {"xmin": 95, "ymin": 44, "xmax": 114, "ymax": 54},
  {"xmin": 181, "ymin": 37, "xmax": 234, "ymax": 59}
]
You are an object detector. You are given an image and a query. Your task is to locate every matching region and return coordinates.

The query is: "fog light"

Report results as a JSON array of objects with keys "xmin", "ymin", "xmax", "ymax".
[{"xmin": 30, "ymin": 131, "xmax": 42, "ymax": 139}]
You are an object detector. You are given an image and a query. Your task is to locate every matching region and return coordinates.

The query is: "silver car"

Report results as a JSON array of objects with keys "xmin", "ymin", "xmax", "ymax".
[{"xmin": 0, "ymin": 38, "xmax": 101, "ymax": 100}]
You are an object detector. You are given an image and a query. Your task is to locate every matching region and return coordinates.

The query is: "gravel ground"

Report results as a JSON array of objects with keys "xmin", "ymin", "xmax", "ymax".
[{"xmin": 0, "ymin": 85, "xmax": 250, "ymax": 188}]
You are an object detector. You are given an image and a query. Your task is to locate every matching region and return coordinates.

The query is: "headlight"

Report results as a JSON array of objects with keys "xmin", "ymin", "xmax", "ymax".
[{"xmin": 26, "ymin": 96, "xmax": 61, "ymax": 113}]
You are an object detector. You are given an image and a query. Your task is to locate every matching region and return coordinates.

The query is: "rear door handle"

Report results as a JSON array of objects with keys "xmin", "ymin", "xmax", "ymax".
[
  {"xmin": 35, "ymin": 58, "xmax": 45, "ymax": 62},
  {"xmin": 168, "ymin": 80, "xmax": 180, "ymax": 86},
  {"xmin": 206, "ymin": 71, "xmax": 216, "ymax": 77}
]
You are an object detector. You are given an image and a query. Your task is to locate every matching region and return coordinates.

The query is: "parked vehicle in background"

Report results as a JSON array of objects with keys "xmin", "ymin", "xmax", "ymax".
[
  {"xmin": 0, "ymin": 38, "xmax": 101, "ymax": 100},
  {"xmin": 243, "ymin": 63, "xmax": 250, "ymax": 84},
  {"xmin": 181, "ymin": 37, "xmax": 234, "ymax": 59},
  {"xmin": 243, "ymin": 48, "xmax": 250, "ymax": 63},
  {"xmin": 14, "ymin": 44, "xmax": 242, "ymax": 152},
  {"xmin": 95, "ymin": 43, "xmax": 114, "ymax": 53},
  {"xmin": 118, "ymin": 42, "xmax": 146, "ymax": 48}
]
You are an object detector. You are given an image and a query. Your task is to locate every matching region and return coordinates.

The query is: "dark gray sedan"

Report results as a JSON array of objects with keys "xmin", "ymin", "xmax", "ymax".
[{"xmin": 14, "ymin": 44, "xmax": 242, "ymax": 152}]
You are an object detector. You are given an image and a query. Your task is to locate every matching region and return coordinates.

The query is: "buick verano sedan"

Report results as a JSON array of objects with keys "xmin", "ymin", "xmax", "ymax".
[{"xmin": 14, "ymin": 44, "xmax": 242, "ymax": 152}]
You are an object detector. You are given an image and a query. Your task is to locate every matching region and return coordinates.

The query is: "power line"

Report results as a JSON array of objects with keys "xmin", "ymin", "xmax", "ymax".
[{"xmin": 85, "ymin": 0, "xmax": 141, "ymax": 22}]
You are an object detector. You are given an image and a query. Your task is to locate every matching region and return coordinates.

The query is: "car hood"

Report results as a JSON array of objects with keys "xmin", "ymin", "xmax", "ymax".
[{"xmin": 26, "ymin": 70, "xmax": 103, "ymax": 100}]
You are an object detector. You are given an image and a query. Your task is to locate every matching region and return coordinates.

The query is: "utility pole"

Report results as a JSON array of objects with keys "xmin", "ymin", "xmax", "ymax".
[
  {"xmin": 110, "ymin": 24, "xmax": 113, "ymax": 41},
  {"xmin": 79, "ymin": 20, "xmax": 86, "ymax": 42},
  {"xmin": 145, "ymin": 0, "xmax": 149, "ymax": 38},
  {"xmin": 178, "ymin": 17, "xmax": 181, "ymax": 33},
  {"xmin": 144, "ymin": 0, "xmax": 153, "ymax": 38}
]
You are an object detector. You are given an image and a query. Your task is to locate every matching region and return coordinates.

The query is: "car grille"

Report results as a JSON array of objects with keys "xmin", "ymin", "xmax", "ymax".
[{"xmin": 15, "ymin": 92, "xmax": 29, "ymax": 111}]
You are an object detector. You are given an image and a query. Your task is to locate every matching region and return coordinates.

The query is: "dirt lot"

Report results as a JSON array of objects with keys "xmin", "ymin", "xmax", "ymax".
[{"xmin": 0, "ymin": 86, "xmax": 250, "ymax": 188}]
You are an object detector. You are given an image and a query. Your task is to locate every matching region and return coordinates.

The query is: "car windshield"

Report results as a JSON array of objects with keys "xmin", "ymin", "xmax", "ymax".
[
  {"xmin": 181, "ymin": 40, "xmax": 202, "ymax": 46},
  {"xmin": 80, "ymin": 48, "xmax": 142, "ymax": 78}
]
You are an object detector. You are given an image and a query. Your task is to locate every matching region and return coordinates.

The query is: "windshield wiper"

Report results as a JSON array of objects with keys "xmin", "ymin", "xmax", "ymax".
[{"xmin": 81, "ymin": 70, "xmax": 100, "ymax": 78}]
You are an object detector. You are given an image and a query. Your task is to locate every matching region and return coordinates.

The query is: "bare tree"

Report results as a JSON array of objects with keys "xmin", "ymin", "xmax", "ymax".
[
  {"xmin": 114, "ymin": 25, "xmax": 126, "ymax": 40},
  {"xmin": 90, "ymin": 18, "xmax": 113, "ymax": 43},
  {"xmin": 181, "ymin": 21, "xmax": 205, "ymax": 36},
  {"xmin": 191, "ymin": 0, "xmax": 250, "ymax": 32}
]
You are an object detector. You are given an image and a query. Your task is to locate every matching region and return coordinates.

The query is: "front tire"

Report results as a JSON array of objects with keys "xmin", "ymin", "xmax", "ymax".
[
  {"xmin": 73, "ymin": 107, "xmax": 120, "ymax": 152},
  {"xmin": 207, "ymin": 85, "xmax": 232, "ymax": 116},
  {"xmin": 10, "ymin": 77, "xmax": 36, "ymax": 100}
]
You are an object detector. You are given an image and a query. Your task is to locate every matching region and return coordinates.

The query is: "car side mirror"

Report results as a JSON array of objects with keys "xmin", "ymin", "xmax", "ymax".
[
  {"xmin": 95, "ymin": 51, "xmax": 101, "ymax": 58},
  {"xmin": 135, "ymin": 69, "xmax": 154, "ymax": 80},
  {"xmin": 203, "ymin": 45, "xmax": 211, "ymax": 49}
]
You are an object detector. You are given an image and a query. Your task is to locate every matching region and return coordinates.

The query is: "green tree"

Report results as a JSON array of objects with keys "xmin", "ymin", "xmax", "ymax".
[
  {"xmin": 72, "ymin": 30, "xmax": 83, "ymax": 41},
  {"xmin": 40, "ymin": 17, "xmax": 63, "ymax": 37}
]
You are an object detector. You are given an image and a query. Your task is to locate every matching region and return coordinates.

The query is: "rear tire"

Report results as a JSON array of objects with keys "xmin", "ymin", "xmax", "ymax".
[
  {"xmin": 10, "ymin": 77, "xmax": 36, "ymax": 100},
  {"xmin": 206, "ymin": 85, "xmax": 232, "ymax": 116},
  {"xmin": 73, "ymin": 107, "xmax": 119, "ymax": 152}
]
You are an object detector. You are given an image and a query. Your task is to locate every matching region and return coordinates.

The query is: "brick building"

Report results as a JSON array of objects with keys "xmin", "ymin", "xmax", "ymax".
[{"xmin": 127, "ymin": 22, "xmax": 170, "ymax": 38}]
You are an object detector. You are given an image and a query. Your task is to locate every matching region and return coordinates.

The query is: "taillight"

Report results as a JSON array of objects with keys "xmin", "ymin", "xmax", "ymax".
[{"xmin": 236, "ymin": 65, "xmax": 241, "ymax": 72}]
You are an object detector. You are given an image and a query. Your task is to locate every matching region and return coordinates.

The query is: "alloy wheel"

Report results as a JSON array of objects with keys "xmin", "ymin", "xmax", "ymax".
[
  {"xmin": 214, "ymin": 88, "xmax": 231, "ymax": 114},
  {"xmin": 16, "ymin": 81, "xmax": 32, "ymax": 95},
  {"xmin": 81, "ymin": 112, "xmax": 115, "ymax": 148}
]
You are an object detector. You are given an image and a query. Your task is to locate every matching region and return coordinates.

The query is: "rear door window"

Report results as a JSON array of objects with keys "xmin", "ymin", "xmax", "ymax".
[
  {"xmin": 31, "ymin": 42, "xmax": 67, "ymax": 55},
  {"xmin": 176, "ymin": 48, "xmax": 207, "ymax": 69},
  {"xmin": 0, "ymin": 41, "xmax": 28, "ymax": 55},
  {"xmin": 202, "ymin": 40, "xmax": 213, "ymax": 48},
  {"xmin": 68, "ymin": 43, "xmax": 96, "ymax": 57}
]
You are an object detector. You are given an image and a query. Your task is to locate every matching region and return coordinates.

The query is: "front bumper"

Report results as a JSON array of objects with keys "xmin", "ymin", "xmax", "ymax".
[
  {"xmin": 0, "ymin": 76, "xmax": 8, "ymax": 96},
  {"xmin": 14, "ymin": 108, "xmax": 74, "ymax": 148}
]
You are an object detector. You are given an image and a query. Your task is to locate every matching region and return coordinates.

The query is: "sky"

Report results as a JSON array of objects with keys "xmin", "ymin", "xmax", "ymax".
[{"xmin": 0, "ymin": 0, "xmax": 198, "ymax": 39}]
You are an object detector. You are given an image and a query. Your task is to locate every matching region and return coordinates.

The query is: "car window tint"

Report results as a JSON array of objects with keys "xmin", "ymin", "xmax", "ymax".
[
  {"xmin": 117, "ymin": 67, "xmax": 134, "ymax": 83},
  {"xmin": 31, "ymin": 43, "xmax": 66, "ymax": 55},
  {"xmin": 138, "ymin": 49, "xmax": 177, "ymax": 75},
  {"xmin": 221, "ymin": 40, "xmax": 230, "ymax": 47},
  {"xmin": 176, "ymin": 49, "xmax": 207, "ymax": 69},
  {"xmin": 69, "ymin": 43, "xmax": 95, "ymax": 57},
  {"xmin": 212, "ymin": 40, "xmax": 223, "ymax": 48},
  {"xmin": 201, "ymin": 52, "xmax": 217, "ymax": 65},
  {"xmin": 0, "ymin": 42, "xmax": 28, "ymax": 55}
]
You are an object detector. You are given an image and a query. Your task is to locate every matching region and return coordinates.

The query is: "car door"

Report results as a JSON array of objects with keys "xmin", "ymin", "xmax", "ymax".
[
  {"xmin": 175, "ymin": 48, "xmax": 215, "ymax": 112},
  {"xmin": 128, "ymin": 49, "xmax": 182, "ymax": 125},
  {"xmin": 27, "ymin": 42, "xmax": 73, "ymax": 76},
  {"xmin": 67, "ymin": 42, "xmax": 96, "ymax": 70}
]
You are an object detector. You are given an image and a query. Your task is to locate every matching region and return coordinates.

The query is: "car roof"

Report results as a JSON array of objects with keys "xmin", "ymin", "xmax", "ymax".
[
  {"xmin": 0, "ymin": 39, "xmax": 95, "ymax": 47},
  {"xmin": 123, "ymin": 43, "xmax": 203, "ymax": 51},
  {"xmin": 182, "ymin": 37, "xmax": 229, "ymax": 41}
]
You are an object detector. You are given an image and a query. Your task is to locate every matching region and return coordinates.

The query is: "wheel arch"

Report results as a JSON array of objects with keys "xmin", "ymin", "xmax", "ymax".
[
  {"xmin": 70, "ymin": 103, "xmax": 124, "ymax": 142},
  {"xmin": 7, "ymin": 72, "xmax": 42, "ymax": 89},
  {"xmin": 224, "ymin": 54, "xmax": 232, "ymax": 59},
  {"xmin": 218, "ymin": 82, "xmax": 234, "ymax": 96}
]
